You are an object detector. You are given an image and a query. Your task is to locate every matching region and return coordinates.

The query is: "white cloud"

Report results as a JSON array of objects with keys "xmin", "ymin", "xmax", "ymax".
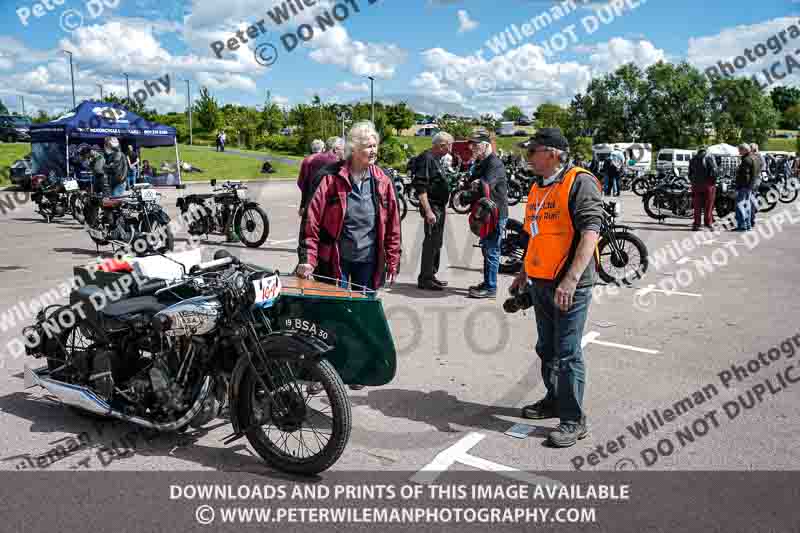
[
  {"xmin": 687, "ymin": 16, "xmax": 800, "ymax": 87},
  {"xmin": 336, "ymin": 81, "xmax": 370, "ymax": 92},
  {"xmin": 409, "ymin": 36, "xmax": 668, "ymax": 115},
  {"xmin": 307, "ymin": 26, "xmax": 408, "ymax": 79},
  {"xmin": 457, "ymin": 10, "xmax": 478, "ymax": 33},
  {"xmin": 587, "ymin": 38, "xmax": 667, "ymax": 75}
]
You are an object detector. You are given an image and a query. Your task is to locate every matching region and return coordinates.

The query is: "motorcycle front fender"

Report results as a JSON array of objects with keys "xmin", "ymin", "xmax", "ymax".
[{"xmin": 227, "ymin": 332, "xmax": 332, "ymax": 434}]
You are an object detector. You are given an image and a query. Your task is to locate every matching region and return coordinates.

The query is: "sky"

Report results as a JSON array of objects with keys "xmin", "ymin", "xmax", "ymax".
[{"xmin": 0, "ymin": 0, "xmax": 796, "ymax": 118}]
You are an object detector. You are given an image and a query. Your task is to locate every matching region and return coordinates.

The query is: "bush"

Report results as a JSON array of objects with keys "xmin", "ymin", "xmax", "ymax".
[
  {"xmin": 256, "ymin": 134, "xmax": 302, "ymax": 154},
  {"xmin": 379, "ymin": 137, "xmax": 415, "ymax": 169}
]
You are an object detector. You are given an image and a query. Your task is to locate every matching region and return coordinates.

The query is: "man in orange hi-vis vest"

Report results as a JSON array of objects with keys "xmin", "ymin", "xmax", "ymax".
[{"xmin": 509, "ymin": 128, "xmax": 603, "ymax": 448}]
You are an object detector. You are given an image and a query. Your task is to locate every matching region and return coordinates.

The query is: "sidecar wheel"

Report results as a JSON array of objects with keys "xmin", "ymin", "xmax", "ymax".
[{"xmin": 237, "ymin": 358, "xmax": 351, "ymax": 476}]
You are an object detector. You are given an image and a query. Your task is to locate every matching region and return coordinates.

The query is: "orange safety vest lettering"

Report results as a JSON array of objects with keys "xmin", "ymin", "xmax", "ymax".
[{"xmin": 523, "ymin": 166, "xmax": 601, "ymax": 281}]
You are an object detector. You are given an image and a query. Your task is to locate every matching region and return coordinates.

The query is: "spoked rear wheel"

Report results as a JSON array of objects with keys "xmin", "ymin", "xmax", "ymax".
[
  {"xmin": 238, "ymin": 359, "xmax": 351, "ymax": 475},
  {"xmin": 597, "ymin": 232, "xmax": 648, "ymax": 285}
]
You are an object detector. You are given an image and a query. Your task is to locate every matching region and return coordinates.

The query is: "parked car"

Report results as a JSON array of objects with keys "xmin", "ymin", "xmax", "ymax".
[
  {"xmin": 516, "ymin": 117, "xmax": 532, "ymax": 126},
  {"xmin": 0, "ymin": 115, "xmax": 32, "ymax": 142},
  {"xmin": 10, "ymin": 154, "xmax": 33, "ymax": 189},
  {"xmin": 514, "ymin": 129, "xmax": 527, "ymax": 136}
]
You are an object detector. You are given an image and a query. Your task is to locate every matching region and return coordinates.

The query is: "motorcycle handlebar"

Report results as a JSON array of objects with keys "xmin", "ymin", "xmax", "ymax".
[{"xmin": 190, "ymin": 256, "xmax": 238, "ymax": 274}]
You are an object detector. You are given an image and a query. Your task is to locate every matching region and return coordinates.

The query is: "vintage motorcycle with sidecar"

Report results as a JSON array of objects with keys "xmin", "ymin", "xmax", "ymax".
[{"xmin": 21, "ymin": 249, "xmax": 397, "ymax": 475}]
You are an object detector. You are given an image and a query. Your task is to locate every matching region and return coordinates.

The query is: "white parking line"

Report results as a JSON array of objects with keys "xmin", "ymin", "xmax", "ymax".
[
  {"xmin": 582, "ymin": 331, "xmax": 660, "ymax": 354},
  {"xmin": 267, "ymin": 238, "xmax": 297, "ymax": 245},
  {"xmin": 410, "ymin": 432, "xmax": 563, "ymax": 487},
  {"xmin": 636, "ymin": 284, "xmax": 702, "ymax": 298}
]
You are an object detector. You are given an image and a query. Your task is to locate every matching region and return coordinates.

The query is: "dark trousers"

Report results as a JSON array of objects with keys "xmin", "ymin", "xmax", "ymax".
[
  {"xmin": 418, "ymin": 204, "xmax": 445, "ymax": 283},
  {"xmin": 692, "ymin": 182, "xmax": 715, "ymax": 227},
  {"xmin": 531, "ymin": 285, "xmax": 593, "ymax": 423},
  {"xmin": 339, "ymin": 258, "xmax": 376, "ymax": 291}
]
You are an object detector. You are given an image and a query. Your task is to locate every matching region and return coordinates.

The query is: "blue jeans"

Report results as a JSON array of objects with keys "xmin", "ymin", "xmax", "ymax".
[
  {"xmin": 735, "ymin": 188, "xmax": 752, "ymax": 230},
  {"xmin": 110, "ymin": 183, "xmax": 127, "ymax": 197},
  {"xmin": 479, "ymin": 217, "xmax": 507, "ymax": 292},
  {"xmin": 339, "ymin": 258, "xmax": 376, "ymax": 291},
  {"xmin": 128, "ymin": 170, "xmax": 136, "ymax": 189},
  {"xmin": 531, "ymin": 285, "xmax": 593, "ymax": 423},
  {"xmin": 750, "ymin": 189, "xmax": 759, "ymax": 226}
]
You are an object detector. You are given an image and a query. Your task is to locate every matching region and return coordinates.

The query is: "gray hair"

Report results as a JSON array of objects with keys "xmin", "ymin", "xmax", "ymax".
[
  {"xmin": 738, "ymin": 143, "xmax": 751, "ymax": 152},
  {"xmin": 310, "ymin": 139, "xmax": 325, "ymax": 153},
  {"xmin": 474, "ymin": 141, "xmax": 493, "ymax": 158},
  {"xmin": 750, "ymin": 143, "xmax": 759, "ymax": 152},
  {"xmin": 432, "ymin": 131, "xmax": 454, "ymax": 146},
  {"xmin": 345, "ymin": 120, "xmax": 380, "ymax": 158},
  {"xmin": 326, "ymin": 136, "xmax": 344, "ymax": 151}
]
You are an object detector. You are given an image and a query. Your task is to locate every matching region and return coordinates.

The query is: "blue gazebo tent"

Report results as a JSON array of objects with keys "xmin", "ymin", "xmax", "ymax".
[{"xmin": 29, "ymin": 100, "xmax": 182, "ymax": 185}]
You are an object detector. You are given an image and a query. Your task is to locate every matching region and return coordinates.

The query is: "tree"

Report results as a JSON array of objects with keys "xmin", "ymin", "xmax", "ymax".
[
  {"xmin": 709, "ymin": 77, "xmax": 779, "ymax": 146},
  {"xmin": 478, "ymin": 114, "xmax": 500, "ymax": 133},
  {"xmin": 436, "ymin": 118, "xmax": 473, "ymax": 139},
  {"xmin": 501, "ymin": 106, "xmax": 524, "ymax": 123},
  {"xmin": 770, "ymin": 86, "xmax": 800, "ymax": 115},
  {"xmin": 193, "ymin": 87, "xmax": 221, "ymax": 132},
  {"xmin": 533, "ymin": 102, "xmax": 570, "ymax": 130},
  {"xmin": 386, "ymin": 102, "xmax": 415, "ymax": 135},
  {"xmin": 0, "ymin": 99, "xmax": 8, "ymax": 114},
  {"xmin": 259, "ymin": 101, "xmax": 285, "ymax": 135},
  {"xmin": 783, "ymin": 104, "xmax": 800, "ymax": 130},
  {"xmin": 32, "ymin": 110, "xmax": 51, "ymax": 123}
]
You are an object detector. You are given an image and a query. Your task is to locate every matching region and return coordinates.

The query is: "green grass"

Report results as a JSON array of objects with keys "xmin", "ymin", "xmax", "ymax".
[
  {"xmin": 398, "ymin": 135, "xmax": 530, "ymax": 155},
  {"xmin": 0, "ymin": 143, "xmax": 32, "ymax": 186},
  {"xmin": 765, "ymin": 138, "xmax": 797, "ymax": 152}
]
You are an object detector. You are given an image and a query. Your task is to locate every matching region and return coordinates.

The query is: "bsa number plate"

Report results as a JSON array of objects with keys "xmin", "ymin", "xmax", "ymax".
[
  {"xmin": 236, "ymin": 189, "xmax": 247, "ymax": 200},
  {"xmin": 283, "ymin": 318, "xmax": 331, "ymax": 341},
  {"xmin": 63, "ymin": 180, "xmax": 79, "ymax": 191}
]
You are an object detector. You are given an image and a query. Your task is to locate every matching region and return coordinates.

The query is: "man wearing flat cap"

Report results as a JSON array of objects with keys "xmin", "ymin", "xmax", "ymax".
[
  {"xmin": 467, "ymin": 133, "xmax": 509, "ymax": 299},
  {"xmin": 509, "ymin": 127, "xmax": 603, "ymax": 448}
]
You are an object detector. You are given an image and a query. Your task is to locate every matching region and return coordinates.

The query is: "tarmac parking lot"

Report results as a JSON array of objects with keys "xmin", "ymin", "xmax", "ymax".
[{"xmin": 1, "ymin": 180, "xmax": 799, "ymax": 479}]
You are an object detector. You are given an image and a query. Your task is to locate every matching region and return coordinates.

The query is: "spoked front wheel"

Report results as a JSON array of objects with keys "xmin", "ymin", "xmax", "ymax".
[
  {"xmin": 597, "ymin": 231, "xmax": 648, "ymax": 285},
  {"xmin": 235, "ymin": 206, "xmax": 270, "ymax": 248},
  {"xmin": 237, "ymin": 359, "xmax": 351, "ymax": 475}
]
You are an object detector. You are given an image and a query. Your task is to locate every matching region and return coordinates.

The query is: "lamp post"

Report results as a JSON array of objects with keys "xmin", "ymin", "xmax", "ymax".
[
  {"xmin": 19, "ymin": 95, "xmax": 25, "ymax": 116},
  {"xmin": 96, "ymin": 83, "xmax": 103, "ymax": 100},
  {"xmin": 123, "ymin": 72, "xmax": 130, "ymax": 102},
  {"xmin": 61, "ymin": 50, "xmax": 76, "ymax": 109},
  {"xmin": 183, "ymin": 79, "xmax": 193, "ymax": 145},
  {"xmin": 367, "ymin": 76, "xmax": 375, "ymax": 124}
]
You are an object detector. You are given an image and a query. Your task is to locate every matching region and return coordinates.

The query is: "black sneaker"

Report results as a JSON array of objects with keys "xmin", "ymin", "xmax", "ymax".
[
  {"xmin": 417, "ymin": 280, "xmax": 444, "ymax": 290},
  {"xmin": 548, "ymin": 418, "xmax": 589, "ymax": 448},
  {"xmin": 431, "ymin": 277, "xmax": 448, "ymax": 287},
  {"xmin": 521, "ymin": 398, "xmax": 558, "ymax": 420},
  {"xmin": 349, "ymin": 384, "xmax": 365, "ymax": 390},
  {"xmin": 469, "ymin": 282, "xmax": 486, "ymax": 291}
]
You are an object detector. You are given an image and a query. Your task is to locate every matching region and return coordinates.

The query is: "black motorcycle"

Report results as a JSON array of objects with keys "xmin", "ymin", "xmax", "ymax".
[
  {"xmin": 632, "ymin": 168, "xmax": 689, "ymax": 197},
  {"xmin": 387, "ymin": 169, "xmax": 408, "ymax": 221},
  {"xmin": 22, "ymin": 251, "xmax": 351, "ymax": 475},
  {"xmin": 642, "ymin": 177, "xmax": 693, "ymax": 221},
  {"xmin": 83, "ymin": 184, "xmax": 174, "ymax": 253},
  {"xmin": 176, "ymin": 180, "xmax": 270, "ymax": 247},
  {"xmin": 31, "ymin": 173, "xmax": 79, "ymax": 223},
  {"xmin": 499, "ymin": 200, "xmax": 648, "ymax": 286}
]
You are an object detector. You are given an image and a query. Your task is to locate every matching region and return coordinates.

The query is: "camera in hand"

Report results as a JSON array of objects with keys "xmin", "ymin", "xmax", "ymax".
[{"xmin": 503, "ymin": 282, "xmax": 533, "ymax": 313}]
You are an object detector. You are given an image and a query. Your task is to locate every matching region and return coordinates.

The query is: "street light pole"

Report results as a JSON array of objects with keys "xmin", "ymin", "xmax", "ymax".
[
  {"xmin": 96, "ymin": 83, "xmax": 103, "ymax": 100},
  {"xmin": 61, "ymin": 50, "xmax": 76, "ymax": 109},
  {"xmin": 367, "ymin": 76, "xmax": 375, "ymax": 124},
  {"xmin": 184, "ymin": 79, "xmax": 193, "ymax": 145},
  {"xmin": 19, "ymin": 95, "xmax": 25, "ymax": 116},
  {"xmin": 123, "ymin": 72, "xmax": 130, "ymax": 102}
]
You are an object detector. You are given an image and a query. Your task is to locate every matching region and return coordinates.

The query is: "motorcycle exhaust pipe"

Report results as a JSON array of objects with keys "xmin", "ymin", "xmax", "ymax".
[{"xmin": 24, "ymin": 365, "xmax": 212, "ymax": 431}]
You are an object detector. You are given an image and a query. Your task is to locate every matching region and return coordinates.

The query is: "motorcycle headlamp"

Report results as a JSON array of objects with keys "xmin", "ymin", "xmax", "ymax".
[{"xmin": 613, "ymin": 201, "xmax": 623, "ymax": 217}]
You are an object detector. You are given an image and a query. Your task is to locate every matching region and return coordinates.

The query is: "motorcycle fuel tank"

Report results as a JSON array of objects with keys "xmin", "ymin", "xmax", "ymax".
[{"xmin": 153, "ymin": 296, "xmax": 223, "ymax": 337}]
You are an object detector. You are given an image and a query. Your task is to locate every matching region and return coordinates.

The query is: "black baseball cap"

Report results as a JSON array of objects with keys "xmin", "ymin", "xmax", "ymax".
[{"xmin": 517, "ymin": 128, "xmax": 568, "ymax": 151}]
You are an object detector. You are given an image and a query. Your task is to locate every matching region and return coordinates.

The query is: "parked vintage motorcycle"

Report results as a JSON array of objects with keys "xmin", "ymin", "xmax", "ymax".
[
  {"xmin": 387, "ymin": 168, "xmax": 408, "ymax": 221},
  {"xmin": 30, "ymin": 173, "xmax": 80, "ymax": 223},
  {"xmin": 642, "ymin": 178, "xmax": 693, "ymax": 221},
  {"xmin": 499, "ymin": 200, "xmax": 648, "ymax": 286},
  {"xmin": 22, "ymin": 253, "xmax": 344, "ymax": 474},
  {"xmin": 83, "ymin": 183, "xmax": 174, "ymax": 253},
  {"xmin": 176, "ymin": 180, "xmax": 270, "ymax": 247},
  {"xmin": 632, "ymin": 168, "xmax": 689, "ymax": 197}
]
